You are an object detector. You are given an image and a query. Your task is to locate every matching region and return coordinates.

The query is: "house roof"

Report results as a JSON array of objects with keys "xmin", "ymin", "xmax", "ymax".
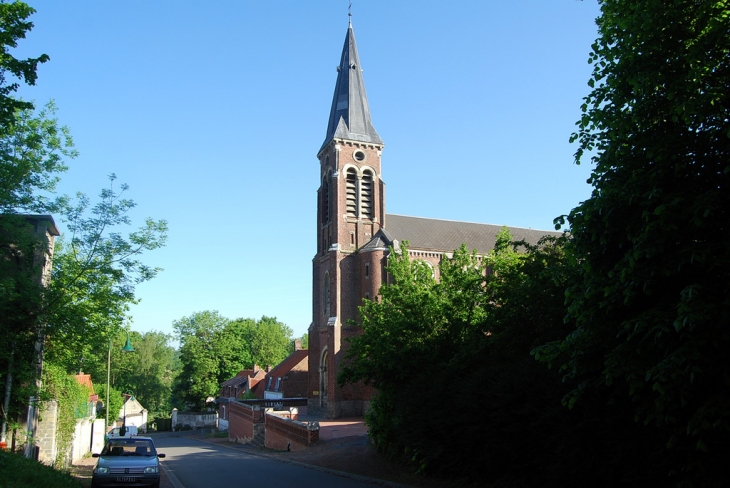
[
  {"xmin": 382, "ymin": 214, "xmax": 561, "ymax": 255},
  {"xmin": 319, "ymin": 21, "xmax": 382, "ymax": 153},
  {"xmin": 73, "ymin": 373, "xmax": 94, "ymax": 394},
  {"xmin": 266, "ymin": 350, "xmax": 308, "ymax": 379},
  {"xmin": 220, "ymin": 375, "xmax": 249, "ymax": 389}
]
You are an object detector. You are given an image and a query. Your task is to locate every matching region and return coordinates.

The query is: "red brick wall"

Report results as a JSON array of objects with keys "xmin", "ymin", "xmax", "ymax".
[
  {"xmin": 264, "ymin": 413, "xmax": 319, "ymax": 451},
  {"xmin": 227, "ymin": 402, "xmax": 263, "ymax": 443}
]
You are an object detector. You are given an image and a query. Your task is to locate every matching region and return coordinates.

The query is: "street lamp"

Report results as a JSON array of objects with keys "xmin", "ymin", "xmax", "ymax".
[{"xmin": 106, "ymin": 331, "xmax": 135, "ymax": 436}]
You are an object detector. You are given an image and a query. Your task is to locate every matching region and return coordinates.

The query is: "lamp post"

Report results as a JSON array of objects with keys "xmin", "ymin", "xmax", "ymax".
[{"xmin": 106, "ymin": 331, "xmax": 135, "ymax": 436}]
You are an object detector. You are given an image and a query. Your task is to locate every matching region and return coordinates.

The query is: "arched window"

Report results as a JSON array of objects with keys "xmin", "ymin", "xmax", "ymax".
[
  {"xmin": 323, "ymin": 272, "xmax": 331, "ymax": 316},
  {"xmin": 361, "ymin": 170, "xmax": 374, "ymax": 219},
  {"xmin": 322, "ymin": 175, "xmax": 330, "ymax": 224},
  {"xmin": 346, "ymin": 168, "xmax": 357, "ymax": 217}
]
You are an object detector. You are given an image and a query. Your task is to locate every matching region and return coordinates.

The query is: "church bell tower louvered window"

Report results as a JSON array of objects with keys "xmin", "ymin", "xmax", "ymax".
[
  {"xmin": 346, "ymin": 168, "xmax": 358, "ymax": 217},
  {"xmin": 361, "ymin": 170, "xmax": 373, "ymax": 219}
]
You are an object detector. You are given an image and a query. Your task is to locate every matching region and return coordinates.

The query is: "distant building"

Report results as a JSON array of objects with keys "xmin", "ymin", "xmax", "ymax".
[
  {"xmin": 261, "ymin": 339, "xmax": 308, "ymax": 400},
  {"xmin": 308, "ymin": 22, "xmax": 560, "ymax": 418},
  {"xmin": 217, "ymin": 366, "xmax": 267, "ymax": 426},
  {"xmin": 117, "ymin": 394, "xmax": 148, "ymax": 433}
]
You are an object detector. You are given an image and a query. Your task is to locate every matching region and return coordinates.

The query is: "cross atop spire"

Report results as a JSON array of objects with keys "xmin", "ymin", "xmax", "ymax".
[{"xmin": 319, "ymin": 22, "xmax": 383, "ymax": 154}]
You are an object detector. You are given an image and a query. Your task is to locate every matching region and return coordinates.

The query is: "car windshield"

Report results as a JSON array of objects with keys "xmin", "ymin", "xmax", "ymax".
[{"xmin": 101, "ymin": 438, "xmax": 156, "ymax": 456}]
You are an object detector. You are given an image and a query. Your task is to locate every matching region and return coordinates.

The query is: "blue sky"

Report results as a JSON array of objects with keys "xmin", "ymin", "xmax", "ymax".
[{"xmin": 16, "ymin": 1, "xmax": 601, "ymax": 341}]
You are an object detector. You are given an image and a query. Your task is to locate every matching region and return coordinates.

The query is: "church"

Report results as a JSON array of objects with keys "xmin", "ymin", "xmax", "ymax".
[{"xmin": 307, "ymin": 21, "xmax": 558, "ymax": 419}]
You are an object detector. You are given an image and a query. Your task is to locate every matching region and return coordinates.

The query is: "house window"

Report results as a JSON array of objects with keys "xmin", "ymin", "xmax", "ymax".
[
  {"xmin": 346, "ymin": 168, "xmax": 357, "ymax": 217},
  {"xmin": 275, "ymin": 378, "xmax": 282, "ymax": 392},
  {"xmin": 361, "ymin": 170, "xmax": 373, "ymax": 219},
  {"xmin": 365, "ymin": 263, "xmax": 370, "ymax": 278}
]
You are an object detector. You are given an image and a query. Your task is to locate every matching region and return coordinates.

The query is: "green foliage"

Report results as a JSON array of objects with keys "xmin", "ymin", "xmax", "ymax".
[
  {"xmin": 0, "ymin": 1, "xmax": 49, "ymax": 128},
  {"xmin": 1, "ymin": 102, "xmax": 75, "ymax": 440},
  {"xmin": 0, "ymin": 2, "xmax": 168, "ymax": 453},
  {"xmin": 340, "ymin": 235, "xmax": 577, "ymax": 481},
  {"xmin": 45, "ymin": 175, "xmax": 168, "ymax": 364},
  {"xmin": 246, "ymin": 316, "xmax": 293, "ymax": 368},
  {"xmin": 173, "ymin": 311, "xmax": 229, "ymax": 409},
  {"xmin": 121, "ymin": 331, "xmax": 175, "ymax": 415},
  {"xmin": 340, "ymin": 234, "xmax": 682, "ymax": 484},
  {"xmin": 41, "ymin": 363, "xmax": 91, "ymax": 468},
  {"xmin": 0, "ymin": 450, "xmax": 81, "ymax": 488},
  {"xmin": 544, "ymin": 1, "xmax": 730, "ymax": 482},
  {"xmin": 0, "ymin": 101, "xmax": 75, "ymax": 213},
  {"xmin": 97, "ymin": 384, "xmax": 123, "ymax": 428},
  {"xmin": 298, "ymin": 333, "xmax": 308, "ymax": 350},
  {"xmin": 173, "ymin": 311, "xmax": 293, "ymax": 409}
]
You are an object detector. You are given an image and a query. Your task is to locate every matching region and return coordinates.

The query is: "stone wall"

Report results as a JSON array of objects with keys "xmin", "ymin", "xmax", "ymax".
[
  {"xmin": 171, "ymin": 409, "xmax": 217, "ymax": 431},
  {"xmin": 35, "ymin": 400, "xmax": 58, "ymax": 465}
]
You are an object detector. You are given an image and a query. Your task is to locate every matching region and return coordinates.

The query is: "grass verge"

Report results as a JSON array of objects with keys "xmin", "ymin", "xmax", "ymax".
[{"xmin": 0, "ymin": 450, "xmax": 82, "ymax": 488}]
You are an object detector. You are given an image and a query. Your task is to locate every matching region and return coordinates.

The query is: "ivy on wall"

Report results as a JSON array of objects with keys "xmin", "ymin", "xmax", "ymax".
[{"xmin": 41, "ymin": 364, "xmax": 90, "ymax": 468}]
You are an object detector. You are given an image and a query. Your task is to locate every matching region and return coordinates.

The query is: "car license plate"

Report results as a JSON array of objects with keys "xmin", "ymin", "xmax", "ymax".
[{"xmin": 116, "ymin": 476, "xmax": 137, "ymax": 482}]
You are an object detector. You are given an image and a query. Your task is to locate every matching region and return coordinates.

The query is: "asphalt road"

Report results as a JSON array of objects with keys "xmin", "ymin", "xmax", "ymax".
[{"xmin": 151, "ymin": 432, "xmax": 380, "ymax": 488}]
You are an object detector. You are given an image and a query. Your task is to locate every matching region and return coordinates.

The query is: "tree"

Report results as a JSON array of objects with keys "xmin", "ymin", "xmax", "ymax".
[
  {"xmin": 0, "ymin": 102, "xmax": 75, "ymax": 446},
  {"xmin": 541, "ymin": 1, "xmax": 730, "ymax": 481},
  {"xmin": 0, "ymin": 101, "xmax": 74, "ymax": 214},
  {"xmin": 338, "ymin": 234, "xmax": 581, "ymax": 482},
  {"xmin": 173, "ymin": 312, "xmax": 293, "ymax": 409},
  {"xmin": 339, "ymin": 241, "xmax": 497, "ymax": 475},
  {"xmin": 246, "ymin": 316, "xmax": 292, "ymax": 368},
  {"xmin": 44, "ymin": 174, "xmax": 168, "ymax": 368},
  {"xmin": 0, "ymin": 1, "xmax": 48, "ymax": 128},
  {"xmin": 297, "ymin": 333, "xmax": 308, "ymax": 350},
  {"xmin": 0, "ymin": 2, "xmax": 168, "ymax": 449},
  {"xmin": 173, "ymin": 311, "xmax": 229, "ymax": 409}
]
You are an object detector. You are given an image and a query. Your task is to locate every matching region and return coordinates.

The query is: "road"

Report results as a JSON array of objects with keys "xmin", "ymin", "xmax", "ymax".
[{"xmin": 151, "ymin": 432, "xmax": 378, "ymax": 488}]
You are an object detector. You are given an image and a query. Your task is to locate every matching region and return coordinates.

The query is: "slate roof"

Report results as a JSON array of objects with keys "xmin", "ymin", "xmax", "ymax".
[
  {"xmin": 382, "ymin": 214, "xmax": 562, "ymax": 255},
  {"xmin": 220, "ymin": 375, "xmax": 249, "ymax": 389},
  {"xmin": 319, "ymin": 21, "xmax": 383, "ymax": 153}
]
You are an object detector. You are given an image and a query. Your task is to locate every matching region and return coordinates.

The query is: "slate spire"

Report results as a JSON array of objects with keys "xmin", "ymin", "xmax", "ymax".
[{"xmin": 320, "ymin": 21, "xmax": 383, "ymax": 153}]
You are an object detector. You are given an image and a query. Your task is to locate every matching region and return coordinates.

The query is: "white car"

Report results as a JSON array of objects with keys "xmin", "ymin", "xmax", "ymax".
[{"xmin": 108, "ymin": 425, "xmax": 138, "ymax": 437}]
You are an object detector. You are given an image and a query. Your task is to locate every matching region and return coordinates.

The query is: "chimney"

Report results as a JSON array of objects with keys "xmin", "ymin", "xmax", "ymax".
[{"xmin": 294, "ymin": 339, "xmax": 302, "ymax": 351}]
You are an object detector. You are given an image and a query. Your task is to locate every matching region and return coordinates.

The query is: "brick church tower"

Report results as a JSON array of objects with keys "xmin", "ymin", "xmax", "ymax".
[{"xmin": 307, "ymin": 20, "xmax": 387, "ymax": 418}]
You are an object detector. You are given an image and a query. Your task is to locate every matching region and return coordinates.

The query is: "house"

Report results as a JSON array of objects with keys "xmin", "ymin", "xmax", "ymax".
[
  {"xmin": 117, "ymin": 394, "xmax": 148, "ymax": 433},
  {"xmin": 307, "ymin": 21, "xmax": 561, "ymax": 418},
  {"xmin": 261, "ymin": 339, "xmax": 308, "ymax": 400},
  {"xmin": 217, "ymin": 366, "xmax": 267, "ymax": 426}
]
